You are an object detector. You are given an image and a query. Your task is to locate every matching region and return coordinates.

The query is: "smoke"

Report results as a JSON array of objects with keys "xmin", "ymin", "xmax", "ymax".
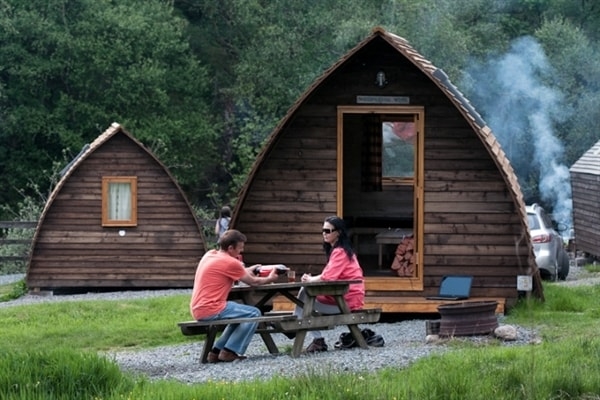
[{"xmin": 461, "ymin": 36, "xmax": 573, "ymax": 232}]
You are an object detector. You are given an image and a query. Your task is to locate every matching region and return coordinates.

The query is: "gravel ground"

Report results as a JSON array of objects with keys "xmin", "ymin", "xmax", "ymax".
[
  {"xmin": 1, "ymin": 262, "xmax": 598, "ymax": 384},
  {"xmin": 103, "ymin": 320, "xmax": 538, "ymax": 384}
]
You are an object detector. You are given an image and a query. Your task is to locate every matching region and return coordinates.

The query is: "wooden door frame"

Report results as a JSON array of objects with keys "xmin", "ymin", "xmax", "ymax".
[{"xmin": 337, "ymin": 105, "xmax": 424, "ymax": 291}]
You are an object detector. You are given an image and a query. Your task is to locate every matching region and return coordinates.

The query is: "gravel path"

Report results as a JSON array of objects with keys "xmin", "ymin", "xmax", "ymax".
[
  {"xmin": 103, "ymin": 320, "xmax": 537, "ymax": 384},
  {"xmin": 2, "ymin": 263, "xmax": 598, "ymax": 384},
  {"xmin": 106, "ymin": 321, "xmax": 441, "ymax": 383}
]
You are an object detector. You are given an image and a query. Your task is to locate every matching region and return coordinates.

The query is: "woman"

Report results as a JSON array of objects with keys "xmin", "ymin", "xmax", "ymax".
[
  {"xmin": 214, "ymin": 205, "xmax": 231, "ymax": 243},
  {"xmin": 293, "ymin": 216, "xmax": 365, "ymax": 352}
]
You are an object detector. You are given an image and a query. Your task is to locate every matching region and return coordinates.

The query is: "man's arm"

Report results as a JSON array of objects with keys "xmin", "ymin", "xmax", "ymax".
[{"xmin": 239, "ymin": 265, "xmax": 279, "ymax": 286}]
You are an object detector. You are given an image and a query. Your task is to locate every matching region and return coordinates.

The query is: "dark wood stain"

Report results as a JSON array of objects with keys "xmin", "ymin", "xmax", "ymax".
[{"xmin": 27, "ymin": 124, "xmax": 206, "ymax": 290}]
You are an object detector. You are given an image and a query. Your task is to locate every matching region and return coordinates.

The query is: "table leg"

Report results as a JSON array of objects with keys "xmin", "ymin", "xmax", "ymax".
[
  {"xmin": 200, "ymin": 326, "xmax": 219, "ymax": 364},
  {"xmin": 290, "ymin": 293, "xmax": 316, "ymax": 357},
  {"xmin": 291, "ymin": 330, "xmax": 308, "ymax": 357},
  {"xmin": 348, "ymin": 324, "xmax": 368, "ymax": 349},
  {"xmin": 258, "ymin": 330, "xmax": 280, "ymax": 354},
  {"xmin": 333, "ymin": 295, "xmax": 368, "ymax": 349}
]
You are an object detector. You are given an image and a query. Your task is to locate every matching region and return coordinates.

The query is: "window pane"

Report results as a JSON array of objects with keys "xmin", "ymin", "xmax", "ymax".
[
  {"xmin": 108, "ymin": 182, "xmax": 132, "ymax": 220},
  {"xmin": 382, "ymin": 121, "xmax": 415, "ymax": 177}
]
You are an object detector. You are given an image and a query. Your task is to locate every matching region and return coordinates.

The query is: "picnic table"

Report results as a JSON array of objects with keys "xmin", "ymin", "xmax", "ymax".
[{"xmin": 179, "ymin": 280, "xmax": 381, "ymax": 362}]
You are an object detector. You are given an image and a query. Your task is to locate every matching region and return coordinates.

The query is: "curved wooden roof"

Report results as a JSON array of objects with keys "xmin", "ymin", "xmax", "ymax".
[
  {"xmin": 35, "ymin": 122, "xmax": 202, "ymax": 232},
  {"xmin": 570, "ymin": 139, "xmax": 600, "ymax": 175}
]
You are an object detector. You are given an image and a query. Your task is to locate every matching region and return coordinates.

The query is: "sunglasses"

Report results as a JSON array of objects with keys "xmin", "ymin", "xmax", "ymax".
[{"xmin": 322, "ymin": 228, "xmax": 337, "ymax": 234}]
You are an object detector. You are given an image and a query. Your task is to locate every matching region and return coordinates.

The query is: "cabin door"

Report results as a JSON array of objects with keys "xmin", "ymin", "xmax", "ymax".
[{"xmin": 337, "ymin": 106, "xmax": 424, "ymax": 291}]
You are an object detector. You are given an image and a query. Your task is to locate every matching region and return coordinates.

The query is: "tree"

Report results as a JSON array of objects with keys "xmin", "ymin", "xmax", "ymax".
[
  {"xmin": 535, "ymin": 17, "xmax": 600, "ymax": 166},
  {"xmin": 0, "ymin": 0, "xmax": 217, "ymax": 215}
]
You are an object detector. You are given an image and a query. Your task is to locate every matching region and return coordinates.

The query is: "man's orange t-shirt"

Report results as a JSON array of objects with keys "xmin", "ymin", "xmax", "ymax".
[{"xmin": 190, "ymin": 249, "xmax": 246, "ymax": 320}]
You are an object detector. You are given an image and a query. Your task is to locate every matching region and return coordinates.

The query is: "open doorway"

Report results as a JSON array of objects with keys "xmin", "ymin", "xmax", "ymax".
[{"xmin": 337, "ymin": 106, "xmax": 424, "ymax": 290}]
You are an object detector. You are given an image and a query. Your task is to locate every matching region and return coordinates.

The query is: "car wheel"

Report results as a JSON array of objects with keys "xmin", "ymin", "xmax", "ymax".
[{"xmin": 558, "ymin": 250, "xmax": 570, "ymax": 280}]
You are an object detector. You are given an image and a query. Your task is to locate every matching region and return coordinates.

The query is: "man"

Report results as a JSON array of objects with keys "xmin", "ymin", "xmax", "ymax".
[{"xmin": 189, "ymin": 229, "xmax": 278, "ymax": 362}]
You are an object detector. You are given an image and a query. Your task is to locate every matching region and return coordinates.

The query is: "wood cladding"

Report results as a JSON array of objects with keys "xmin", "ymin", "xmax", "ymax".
[{"xmin": 27, "ymin": 124, "xmax": 206, "ymax": 290}]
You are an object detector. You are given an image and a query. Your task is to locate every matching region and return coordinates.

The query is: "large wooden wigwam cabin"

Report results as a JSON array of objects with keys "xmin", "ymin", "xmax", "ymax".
[
  {"xmin": 27, "ymin": 123, "xmax": 207, "ymax": 291},
  {"xmin": 231, "ymin": 27, "xmax": 541, "ymax": 314}
]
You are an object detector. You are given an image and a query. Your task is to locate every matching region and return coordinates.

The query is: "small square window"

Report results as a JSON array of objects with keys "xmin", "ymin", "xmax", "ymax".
[{"xmin": 102, "ymin": 176, "xmax": 137, "ymax": 227}]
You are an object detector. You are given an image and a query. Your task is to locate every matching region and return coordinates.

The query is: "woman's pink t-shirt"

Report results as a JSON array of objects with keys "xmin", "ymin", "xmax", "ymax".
[{"xmin": 317, "ymin": 247, "xmax": 365, "ymax": 310}]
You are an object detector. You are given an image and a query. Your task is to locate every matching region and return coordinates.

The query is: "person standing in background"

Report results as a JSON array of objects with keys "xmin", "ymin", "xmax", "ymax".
[{"xmin": 215, "ymin": 205, "xmax": 231, "ymax": 242}]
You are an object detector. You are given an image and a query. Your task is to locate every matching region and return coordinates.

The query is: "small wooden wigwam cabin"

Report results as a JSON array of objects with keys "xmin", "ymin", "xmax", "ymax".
[
  {"xmin": 570, "ymin": 139, "xmax": 600, "ymax": 259},
  {"xmin": 231, "ymin": 27, "xmax": 542, "ymax": 315},
  {"xmin": 26, "ymin": 123, "xmax": 207, "ymax": 292}
]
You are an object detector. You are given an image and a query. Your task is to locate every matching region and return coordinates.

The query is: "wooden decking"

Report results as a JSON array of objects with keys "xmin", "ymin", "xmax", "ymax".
[{"xmin": 272, "ymin": 296, "xmax": 506, "ymax": 315}]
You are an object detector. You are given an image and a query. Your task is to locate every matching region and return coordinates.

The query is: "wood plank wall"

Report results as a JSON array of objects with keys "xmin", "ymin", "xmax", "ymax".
[
  {"xmin": 570, "ymin": 172, "xmax": 600, "ymax": 257},
  {"xmin": 28, "ymin": 134, "xmax": 205, "ymax": 289}
]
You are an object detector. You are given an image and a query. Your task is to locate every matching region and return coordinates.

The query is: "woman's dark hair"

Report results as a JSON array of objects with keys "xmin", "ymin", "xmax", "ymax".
[
  {"xmin": 219, "ymin": 206, "xmax": 231, "ymax": 218},
  {"xmin": 322, "ymin": 216, "xmax": 355, "ymax": 261}
]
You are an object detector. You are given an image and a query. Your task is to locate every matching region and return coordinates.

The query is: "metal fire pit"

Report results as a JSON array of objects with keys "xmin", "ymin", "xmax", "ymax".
[{"xmin": 437, "ymin": 301, "xmax": 498, "ymax": 337}]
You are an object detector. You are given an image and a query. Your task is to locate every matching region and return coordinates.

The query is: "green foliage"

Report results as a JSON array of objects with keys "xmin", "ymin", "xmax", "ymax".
[
  {"xmin": 535, "ymin": 17, "xmax": 600, "ymax": 165},
  {"xmin": 0, "ymin": 279, "xmax": 27, "ymax": 301},
  {"xmin": 0, "ymin": 0, "xmax": 217, "ymax": 208},
  {"xmin": 397, "ymin": 338, "xmax": 600, "ymax": 400},
  {"xmin": 0, "ymin": 158, "xmax": 62, "ymax": 272},
  {"xmin": 0, "ymin": 295, "xmax": 191, "ymax": 353},
  {"xmin": 0, "ymin": 195, "xmax": 41, "ymax": 274},
  {"xmin": 0, "ymin": 348, "xmax": 134, "ymax": 400},
  {"xmin": 2, "ymin": 0, "xmax": 600, "ymax": 219},
  {"xmin": 585, "ymin": 263, "xmax": 600, "ymax": 273}
]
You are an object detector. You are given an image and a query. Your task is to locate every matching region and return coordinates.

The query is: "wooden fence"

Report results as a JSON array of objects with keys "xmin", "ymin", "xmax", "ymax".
[{"xmin": 0, "ymin": 221, "xmax": 37, "ymax": 265}]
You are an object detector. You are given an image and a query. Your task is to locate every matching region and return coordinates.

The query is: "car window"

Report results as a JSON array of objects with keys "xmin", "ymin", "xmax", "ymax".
[
  {"xmin": 540, "ymin": 211, "xmax": 554, "ymax": 231},
  {"xmin": 527, "ymin": 214, "xmax": 540, "ymax": 230}
]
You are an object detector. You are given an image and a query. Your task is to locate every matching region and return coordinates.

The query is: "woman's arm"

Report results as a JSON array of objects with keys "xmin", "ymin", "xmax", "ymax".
[{"xmin": 301, "ymin": 273, "xmax": 321, "ymax": 282}]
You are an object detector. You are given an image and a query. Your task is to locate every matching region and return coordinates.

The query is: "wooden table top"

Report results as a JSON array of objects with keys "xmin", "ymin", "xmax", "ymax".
[{"xmin": 231, "ymin": 279, "xmax": 362, "ymax": 293}]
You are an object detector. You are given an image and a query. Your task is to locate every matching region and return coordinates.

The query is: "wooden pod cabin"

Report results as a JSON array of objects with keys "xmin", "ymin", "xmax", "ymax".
[
  {"xmin": 570, "ymin": 139, "xmax": 600, "ymax": 259},
  {"xmin": 232, "ymin": 28, "xmax": 541, "ymax": 314},
  {"xmin": 27, "ymin": 123, "xmax": 206, "ymax": 291}
]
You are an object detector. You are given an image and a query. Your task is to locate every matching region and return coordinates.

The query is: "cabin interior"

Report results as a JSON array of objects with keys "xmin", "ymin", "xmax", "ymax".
[{"xmin": 340, "ymin": 109, "xmax": 422, "ymax": 278}]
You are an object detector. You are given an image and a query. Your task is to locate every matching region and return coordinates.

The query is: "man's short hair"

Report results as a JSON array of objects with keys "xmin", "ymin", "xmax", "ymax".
[{"xmin": 219, "ymin": 229, "xmax": 247, "ymax": 250}]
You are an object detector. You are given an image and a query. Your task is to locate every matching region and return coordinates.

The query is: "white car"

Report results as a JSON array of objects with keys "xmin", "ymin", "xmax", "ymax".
[{"xmin": 526, "ymin": 204, "xmax": 570, "ymax": 280}]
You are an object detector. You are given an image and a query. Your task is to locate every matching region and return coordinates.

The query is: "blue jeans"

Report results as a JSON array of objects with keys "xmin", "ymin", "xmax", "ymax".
[{"xmin": 199, "ymin": 301, "xmax": 260, "ymax": 355}]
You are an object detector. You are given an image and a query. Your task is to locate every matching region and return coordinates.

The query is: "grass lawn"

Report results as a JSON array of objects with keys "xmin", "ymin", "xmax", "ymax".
[{"xmin": 0, "ymin": 272, "xmax": 599, "ymax": 399}]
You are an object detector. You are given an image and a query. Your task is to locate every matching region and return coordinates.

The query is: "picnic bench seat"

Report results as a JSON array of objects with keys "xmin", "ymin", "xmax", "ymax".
[
  {"xmin": 279, "ymin": 308, "xmax": 381, "ymax": 330},
  {"xmin": 178, "ymin": 308, "xmax": 382, "ymax": 362},
  {"xmin": 178, "ymin": 315, "xmax": 299, "ymax": 363},
  {"xmin": 178, "ymin": 315, "xmax": 298, "ymax": 336}
]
